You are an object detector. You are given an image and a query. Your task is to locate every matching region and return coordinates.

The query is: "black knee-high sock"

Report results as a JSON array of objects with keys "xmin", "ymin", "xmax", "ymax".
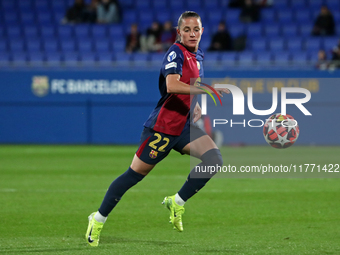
[
  {"xmin": 98, "ymin": 167, "xmax": 145, "ymax": 217},
  {"xmin": 178, "ymin": 149, "xmax": 223, "ymax": 202}
]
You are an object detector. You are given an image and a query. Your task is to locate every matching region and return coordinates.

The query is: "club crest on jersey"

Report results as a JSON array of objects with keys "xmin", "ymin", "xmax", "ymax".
[
  {"xmin": 149, "ymin": 150, "xmax": 158, "ymax": 159},
  {"xmin": 167, "ymin": 51, "xmax": 176, "ymax": 62}
]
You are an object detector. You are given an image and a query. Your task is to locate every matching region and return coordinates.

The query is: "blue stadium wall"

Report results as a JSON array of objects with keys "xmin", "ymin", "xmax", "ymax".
[{"xmin": 1, "ymin": 68, "xmax": 340, "ymax": 145}]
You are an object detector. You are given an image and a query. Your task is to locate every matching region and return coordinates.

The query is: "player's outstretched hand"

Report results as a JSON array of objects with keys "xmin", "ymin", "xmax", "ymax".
[{"xmin": 214, "ymin": 87, "xmax": 230, "ymax": 97}]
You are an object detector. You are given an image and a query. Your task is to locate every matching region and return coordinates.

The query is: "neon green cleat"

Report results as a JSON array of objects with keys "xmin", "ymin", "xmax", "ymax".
[
  {"xmin": 162, "ymin": 195, "xmax": 185, "ymax": 232},
  {"xmin": 85, "ymin": 212, "xmax": 104, "ymax": 247}
]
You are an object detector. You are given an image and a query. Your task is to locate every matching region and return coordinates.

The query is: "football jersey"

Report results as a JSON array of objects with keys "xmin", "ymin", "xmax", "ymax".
[{"xmin": 144, "ymin": 42, "xmax": 204, "ymax": 136}]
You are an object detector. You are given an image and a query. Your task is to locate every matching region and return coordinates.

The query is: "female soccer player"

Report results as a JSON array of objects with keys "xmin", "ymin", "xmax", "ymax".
[{"xmin": 86, "ymin": 11, "xmax": 229, "ymax": 246}]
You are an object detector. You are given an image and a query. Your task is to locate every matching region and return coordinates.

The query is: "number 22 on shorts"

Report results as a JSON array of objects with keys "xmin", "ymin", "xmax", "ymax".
[{"xmin": 149, "ymin": 133, "xmax": 170, "ymax": 152}]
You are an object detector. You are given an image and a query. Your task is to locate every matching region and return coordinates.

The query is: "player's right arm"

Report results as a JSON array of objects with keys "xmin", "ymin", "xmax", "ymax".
[{"xmin": 166, "ymin": 74, "xmax": 229, "ymax": 96}]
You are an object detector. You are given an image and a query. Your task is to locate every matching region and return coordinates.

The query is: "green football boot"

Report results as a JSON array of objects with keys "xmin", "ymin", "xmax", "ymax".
[
  {"xmin": 162, "ymin": 195, "xmax": 185, "ymax": 232},
  {"xmin": 85, "ymin": 212, "xmax": 104, "ymax": 247}
]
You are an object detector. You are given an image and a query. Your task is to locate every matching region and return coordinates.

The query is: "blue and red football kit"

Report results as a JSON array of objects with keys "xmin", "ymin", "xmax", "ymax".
[{"xmin": 136, "ymin": 42, "xmax": 206, "ymax": 164}]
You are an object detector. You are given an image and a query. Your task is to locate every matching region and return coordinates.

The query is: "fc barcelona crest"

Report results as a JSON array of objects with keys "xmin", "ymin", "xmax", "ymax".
[
  {"xmin": 32, "ymin": 76, "xmax": 49, "ymax": 97},
  {"xmin": 149, "ymin": 150, "xmax": 158, "ymax": 159}
]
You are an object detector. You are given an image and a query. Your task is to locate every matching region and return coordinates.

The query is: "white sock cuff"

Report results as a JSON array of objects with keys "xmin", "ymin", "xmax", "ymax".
[
  {"xmin": 175, "ymin": 193, "xmax": 185, "ymax": 206},
  {"xmin": 94, "ymin": 211, "xmax": 107, "ymax": 223}
]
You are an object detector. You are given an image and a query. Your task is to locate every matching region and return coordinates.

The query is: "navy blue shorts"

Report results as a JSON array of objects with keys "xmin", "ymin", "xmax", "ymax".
[{"xmin": 136, "ymin": 125, "xmax": 207, "ymax": 165}]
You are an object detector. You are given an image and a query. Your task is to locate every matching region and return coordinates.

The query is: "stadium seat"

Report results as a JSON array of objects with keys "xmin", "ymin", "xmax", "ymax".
[
  {"xmin": 268, "ymin": 38, "xmax": 285, "ymax": 51},
  {"xmin": 287, "ymin": 38, "xmax": 303, "ymax": 51},
  {"xmin": 228, "ymin": 24, "xmax": 246, "ymax": 38},
  {"xmin": 152, "ymin": 0, "xmax": 167, "ymax": 9},
  {"xmin": 9, "ymin": 41, "xmax": 25, "ymax": 52},
  {"xmin": 43, "ymin": 40, "xmax": 59, "ymax": 52},
  {"xmin": 309, "ymin": 50, "xmax": 321, "ymax": 62},
  {"xmin": 63, "ymin": 52, "xmax": 79, "ymax": 66},
  {"xmin": 115, "ymin": 52, "xmax": 132, "ymax": 66},
  {"xmin": 273, "ymin": 0, "xmax": 289, "ymax": 9},
  {"xmin": 325, "ymin": 0, "xmax": 340, "ymax": 9},
  {"xmin": 332, "ymin": 10, "xmax": 340, "ymax": 23},
  {"xmin": 57, "ymin": 26, "xmax": 73, "ymax": 37},
  {"xmin": 132, "ymin": 53, "xmax": 149, "ymax": 65},
  {"xmin": 60, "ymin": 40, "xmax": 76, "ymax": 52},
  {"xmin": 150, "ymin": 53, "xmax": 164, "ymax": 66},
  {"xmin": 187, "ymin": 0, "xmax": 202, "ymax": 9},
  {"xmin": 112, "ymin": 40, "xmax": 126, "ymax": 52},
  {"xmin": 251, "ymin": 38, "xmax": 267, "ymax": 51},
  {"xmin": 6, "ymin": 26, "xmax": 22, "ymax": 38},
  {"xmin": 207, "ymin": 10, "xmax": 223, "ymax": 26},
  {"xmin": 0, "ymin": 41, "xmax": 8, "ymax": 52},
  {"xmin": 169, "ymin": 0, "xmax": 185, "ymax": 10},
  {"xmin": 290, "ymin": 0, "xmax": 307, "ymax": 9},
  {"xmin": 0, "ymin": 27, "xmax": 4, "ymax": 37},
  {"xmin": 123, "ymin": 10, "xmax": 138, "ymax": 24},
  {"xmin": 291, "ymin": 51, "xmax": 310, "ymax": 64},
  {"xmin": 307, "ymin": 1, "xmax": 322, "ymax": 10},
  {"xmin": 108, "ymin": 25, "xmax": 124, "ymax": 38},
  {"xmin": 203, "ymin": 52, "xmax": 220, "ymax": 65},
  {"xmin": 77, "ymin": 41, "xmax": 93, "ymax": 53},
  {"xmin": 34, "ymin": 0, "xmax": 50, "ymax": 10},
  {"xmin": 51, "ymin": 1, "xmax": 66, "ymax": 10},
  {"xmin": 20, "ymin": 13, "xmax": 36, "ymax": 24},
  {"xmin": 273, "ymin": 52, "xmax": 291, "ymax": 65},
  {"xmin": 323, "ymin": 37, "xmax": 339, "ymax": 51},
  {"xmin": 294, "ymin": 9, "xmax": 310, "ymax": 23},
  {"xmin": 3, "ymin": 12, "xmax": 18, "ymax": 24},
  {"xmin": 138, "ymin": 11, "xmax": 154, "ymax": 25},
  {"xmin": 97, "ymin": 52, "xmax": 114, "ymax": 65},
  {"xmin": 80, "ymin": 53, "xmax": 97, "ymax": 66},
  {"xmin": 261, "ymin": 9, "xmax": 276, "ymax": 23},
  {"xmin": 91, "ymin": 25, "xmax": 108, "ymax": 38},
  {"xmin": 155, "ymin": 12, "xmax": 171, "ymax": 24},
  {"xmin": 263, "ymin": 24, "xmax": 280, "ymax": 37},
  {"xmin": 40, "ymin": 26, "xmax": 56, "ymax": 37},
  {"xmin": 94, "ymin": 41, "xmax": 111, "ymax": 53},
  {"xmin": 225, "ymin": 9, "xmax": 241, "ymax": 24},
  {"xmin": 18, "ymin": 1, "xmax": 32, "ymax": 10},
  {"xmin": 256, "ymin": 52, "xmax": 273, "ymax": 64},
  {"xmin": 277, "ymin": 9, "xmax": 294, "ymax": 23},
  {"xmin": 26, "ymin": 39, "xmax": 42, "ymax": 51},
  {"xmin": 281, "ymin": 24, "xmax": 298, "ymax": 37},
  {"xmin": 200, "ymin": 39, "xmax": 210, "ymax": 52},
  {"xmin": 119, "ymin": 0, "xmax": 134, "ymax": 8},
  {"xmin": 11, "ymin": 52, "xmax": 28, "ymax": 65},
  {"xmin": 299, "ymin": 24, "xmax": 313, "ymax": 36},
  {"xmin": 220, "ymin": 52, "xmax": 237, "ymax": 66},
  {"xmin": 304, "ymin": 38, "xmax": 322, "ymax": 51},
  {"xmin": 238, "ymin": 51, "xmax": 255, "ymax": 66},
  {"xmin": 36, "ymin": 13, "xmax": 53, "ymax": 24},
  {"xmin": 74, "ymin": 25, "xmax": 90, "ymax": 37},
  {"xmin": 23, "ymin": 26, "xmax": 39, "ymax": 38},
  {"xmin": 0, "ymin": 53, "xmax": 10, "ymax": 65},
  {"xmin": 28, "ymin": 51, "xmax": 45, "ymax": 65},
  {"xmin": 203, "ymin": 0, "xmax": 219, "ymax": 9},
  {"xmin": 135, "ymin": 0, "xmax": 150, "ymax": 10},
  {"xmin": 246, "ymin": 24, "xmax": 263, "ymax": 38}
]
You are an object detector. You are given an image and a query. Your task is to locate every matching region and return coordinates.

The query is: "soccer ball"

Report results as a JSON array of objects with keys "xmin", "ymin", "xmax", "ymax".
[{"xmin": 263, "ymin": 113, "xmax": 299, "ymax": 149}]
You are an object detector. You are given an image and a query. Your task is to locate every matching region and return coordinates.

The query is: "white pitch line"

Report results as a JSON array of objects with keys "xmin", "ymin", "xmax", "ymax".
[{"xmin": 0, "ymin": 189, "xmax": 17, "ymax": 192}]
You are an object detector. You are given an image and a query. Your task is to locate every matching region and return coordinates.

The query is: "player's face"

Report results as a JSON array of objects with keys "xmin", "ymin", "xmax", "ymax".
[{"xmin": 177, "ymin": 17, "xmax": 204, "ymax": 52}]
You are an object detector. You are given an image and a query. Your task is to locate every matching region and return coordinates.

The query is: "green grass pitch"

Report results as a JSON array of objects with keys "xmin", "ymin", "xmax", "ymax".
[{"xmin": 1, "ymin": 145, "xmax": 340, "ymax": 255}]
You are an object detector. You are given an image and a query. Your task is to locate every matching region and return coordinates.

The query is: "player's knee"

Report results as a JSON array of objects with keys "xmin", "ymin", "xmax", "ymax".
[{"xmin": 201, "ymin": 148, "xmax": 223, "ymax": 167}]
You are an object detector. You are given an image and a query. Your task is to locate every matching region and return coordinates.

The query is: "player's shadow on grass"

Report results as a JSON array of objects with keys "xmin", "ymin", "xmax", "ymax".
[{"xmin": 101, "ymin": 236, "xmax": 182, "ymax": 246}]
